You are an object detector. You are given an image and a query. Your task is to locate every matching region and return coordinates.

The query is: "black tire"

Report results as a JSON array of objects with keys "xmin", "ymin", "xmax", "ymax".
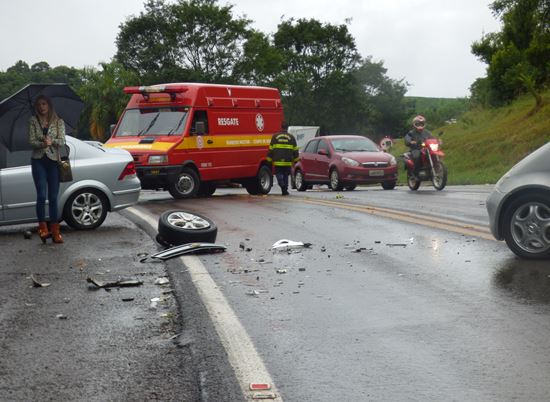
[
  {"xmin": 168, "ymin": 167, "xmax": 200, "ymax": 199},
  {"xmin": 245, "ymin": 165, "xmax": 273, "ymax": 195},
  {"xmin": 502, "ymin": 194, "xmax": 550, "ymax": 259},
  {"xmin": 63, "ymin": 188, "xmax": 108, "ymax": 230},
  {"xmin": 294, "ymin": 170, "xmax": 308, "ymax": 192},
  {"xmin": 407, "ymin": 173, "xmax": 420, "ymax": 191},
  {"xmin": 158, "ymin": 210, "xmax": 217, "ymax": 246},
  {"xmin": 197, "ymin": 181, "xmax": 216, "ymax": 197},
  {"xmin": 329, "ymin": 169, "xmax": 343, "ymax": 191},
  {"xmin": 382, "ymin": 181, "xmax": 396, "ymax": 190},
  {"xmin": 345, "ymin": 184, "xmax": 357, "ymax": 191},
  {"xmin": 432, "ymin": 162, "xmax": 448, "ymax": 191}
]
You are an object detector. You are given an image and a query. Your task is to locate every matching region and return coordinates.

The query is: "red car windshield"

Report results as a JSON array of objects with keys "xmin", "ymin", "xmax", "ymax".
[{"xmin": 330, "ymin": 137, "xmax": 378, "ymax": 152}]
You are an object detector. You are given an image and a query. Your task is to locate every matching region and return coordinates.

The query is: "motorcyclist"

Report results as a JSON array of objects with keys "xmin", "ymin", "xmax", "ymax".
[{"xmin": 404, "ymin": 115, "xmax": 434, "ymax": 177}]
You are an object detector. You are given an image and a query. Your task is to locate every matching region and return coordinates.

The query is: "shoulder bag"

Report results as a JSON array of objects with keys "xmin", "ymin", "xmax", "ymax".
[{"xmin": 56, "ymin": 120, "xmax": 73, "ymax": 182}]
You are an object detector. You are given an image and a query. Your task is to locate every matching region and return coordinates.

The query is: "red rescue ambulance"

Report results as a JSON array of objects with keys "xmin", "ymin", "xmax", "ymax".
[{"xmin": 104, "ymin": 83, "xmax": 284, "ymax": 198}]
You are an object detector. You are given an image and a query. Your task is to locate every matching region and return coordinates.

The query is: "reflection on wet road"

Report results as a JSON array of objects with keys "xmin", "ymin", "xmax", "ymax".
[{"xmin": 139, "ymin": 186, "xmax": 550, "ymax": 402}]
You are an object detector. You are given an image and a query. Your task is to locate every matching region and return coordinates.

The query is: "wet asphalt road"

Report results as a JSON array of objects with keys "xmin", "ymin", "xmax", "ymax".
[
  {"xmin": 138, "ymin": 185, "xmax": 550, "ymax": 402},
  {"xmin": 0, "ymin": 213, "xmax": 242, "ymax": 402}
]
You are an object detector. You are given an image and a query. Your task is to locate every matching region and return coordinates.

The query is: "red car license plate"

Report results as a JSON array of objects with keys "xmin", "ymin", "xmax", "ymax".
[{"xmin": 369, "ymin": 169, "xmax": 384, "ymax": 177}]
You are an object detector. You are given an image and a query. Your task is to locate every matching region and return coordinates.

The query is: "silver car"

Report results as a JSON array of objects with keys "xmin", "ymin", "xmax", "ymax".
[
  {"xmin": 486, "ymin": 142, "xmax": 550, "ymax": 259},
  {"xmin": 0, "ymin": 136, "xmax": 141, "ymax": 229}
]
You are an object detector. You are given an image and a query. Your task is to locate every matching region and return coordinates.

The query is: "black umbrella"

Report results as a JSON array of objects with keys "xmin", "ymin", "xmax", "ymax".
[{"xmin": 0, "ymin": 83, "xmax": 84, "ymax": 151}]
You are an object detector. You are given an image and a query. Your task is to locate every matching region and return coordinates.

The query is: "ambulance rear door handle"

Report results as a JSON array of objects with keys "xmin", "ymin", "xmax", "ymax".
[{"xmin": 207, "ymin": 139, "xmax": 213, "ymax": 144}]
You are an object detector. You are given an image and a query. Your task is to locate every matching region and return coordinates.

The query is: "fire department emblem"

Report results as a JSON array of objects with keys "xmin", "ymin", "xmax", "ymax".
[
  {"xmin": 255, "ymin": 113, "xmax": 264, "ymax": 132},
  {"xmin": 197, "ymin": 135, "xmax": 204, "ymax": 149}
]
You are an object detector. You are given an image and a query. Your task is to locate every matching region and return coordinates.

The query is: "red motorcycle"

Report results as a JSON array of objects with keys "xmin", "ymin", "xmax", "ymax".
[{"xmin": 402, "ymin": 138, "xmax": 447, "ymax": 191}]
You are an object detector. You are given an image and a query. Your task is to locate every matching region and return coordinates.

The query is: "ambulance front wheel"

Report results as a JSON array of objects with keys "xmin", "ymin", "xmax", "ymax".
[
  {"xmin": 245, "ymin": 165, "xmax": 273, "ymax": 195},
  {"xmin": 168, "ymin": 167, "xmax": 200, "ymax": 199}
]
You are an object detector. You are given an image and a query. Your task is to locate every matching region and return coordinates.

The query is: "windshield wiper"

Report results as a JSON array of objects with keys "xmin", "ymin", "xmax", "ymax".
[
  {"xmin": 137, "ymin": 112, "xmax": 160, "ymax": 136},
  {"xmin": 167, "ymin": 114, "xmax": 186, "ymax": 135}
]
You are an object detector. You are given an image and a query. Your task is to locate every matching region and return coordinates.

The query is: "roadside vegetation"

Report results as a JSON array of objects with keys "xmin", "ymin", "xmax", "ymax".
[
  {"xmin": 392, "ymin": 89, "xmax": 550, "ymax": 185},
  {"xmin": 0, "ymin": 0, "xmax": 548, "ymax": 185}
]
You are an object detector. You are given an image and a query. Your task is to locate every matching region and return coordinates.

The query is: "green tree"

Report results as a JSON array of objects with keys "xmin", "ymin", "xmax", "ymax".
[
  {"xmin": 116, "ymin": 0, "xmax": 251, "ymax": 83},
  {"xmin": 79, "ymin": 62, "xmax": 139, "ymax": 141},
  {"xmin": 471, "ymin": 0, "xmax": 549, "ymax": 107}
]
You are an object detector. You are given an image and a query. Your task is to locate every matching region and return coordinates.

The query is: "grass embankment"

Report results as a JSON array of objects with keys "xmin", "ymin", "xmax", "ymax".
[{"xmin": 391, "ymin": 90, "xmax": 550, "ymax": 185}]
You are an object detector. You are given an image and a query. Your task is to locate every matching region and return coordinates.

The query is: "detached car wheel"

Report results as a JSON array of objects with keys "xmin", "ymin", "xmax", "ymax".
[
  {"xmin": 63, "ymin": 189, "xmax": 108, "ymax": 230},
  {"xmin": 502, "ymin": 194, "xmax": 550, "ymax": 259},
  {"xmin": 157, "ymin": 210, "xmax": 218, "ymax": 246}
]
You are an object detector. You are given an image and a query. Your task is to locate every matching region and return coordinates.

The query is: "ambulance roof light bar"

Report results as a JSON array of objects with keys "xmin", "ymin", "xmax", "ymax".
[{"xmin": 123, "ymin": 85, "xmax": 188, "ymax": 101}]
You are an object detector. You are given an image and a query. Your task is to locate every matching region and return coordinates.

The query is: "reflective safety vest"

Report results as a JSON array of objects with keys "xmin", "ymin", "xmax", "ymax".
[{"xmin": 266, "ymin": 132, "xmax": 299, "ymax": 167}]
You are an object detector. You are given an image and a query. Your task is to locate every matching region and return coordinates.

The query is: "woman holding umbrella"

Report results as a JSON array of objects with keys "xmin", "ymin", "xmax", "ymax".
[{"xmin": 28, "ymin": 95, "xmax": 65, "ymax": 244}]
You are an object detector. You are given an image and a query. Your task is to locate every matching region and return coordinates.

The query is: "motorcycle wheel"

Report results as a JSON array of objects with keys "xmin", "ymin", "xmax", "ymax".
[
  {"xmin": 432, "ymin": 162, "xmax": 448, "ymax": 191},
  {"xmin": 407, "ymin": 174, "xmax": 420, "ymax": 191}
]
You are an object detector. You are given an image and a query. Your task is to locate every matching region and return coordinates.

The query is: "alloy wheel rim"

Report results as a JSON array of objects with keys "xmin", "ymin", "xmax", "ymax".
[
  {"xmin": 295, "ymin": 172, "xmax": 303, "ymax": 188},
  {"xmin": 167, "ymin": 211, "xmax": 210, "ymax": 230},
  {"xmin": 72, "ymin": 193, "xmax": 103, "ymax": 226},
  {"xmin": 330, "ymin": 171, "xmax": 339, "ymax": 188},
  {"xmin": 511, "ymin": 202, "xmax": 550, "ymax": 254}
]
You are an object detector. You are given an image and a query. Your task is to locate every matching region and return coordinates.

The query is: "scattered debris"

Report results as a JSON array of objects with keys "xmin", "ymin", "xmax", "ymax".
[
  {"xmin": 320, "ymin": 246, "xmax": 326, "ymax": 252},
  {"xmin": 86, "ymin": 277, "xmax": 144, "ymax": 289},
  {"xmin": 352, "ymin": 247, "xmax": 367, "ymax": 253},
  {"xmin": 252, "ymin": 392, "xmax": 277, "ymax": 400},
  {"xmin": 374, "ymin": 240, "xmax": 381, "ymax": 244},
  {"xmin": 150, "ymin": 297, "xmax": 161, "ymax": 310},
  {"xmin": 140, "ymin": 242, "xmax": 227, "ymax": 262},
  {"xmin": 246, "ymin": 289, "xmax": 268, "ymax": 296},
  {"xmin": 30, "ymin": 275, "xmax": 50, "ymax": 288},
  {"xmin": 298, "ymin": 267, "xmax": 306, "ymax": 272},
  {"xmin": 272, "ymin": 239, "xmax": 312, "ymax": 251},
  {"xmin": 56, "ymin": 314, "xmax": 68, "ymax": 320},
  {"xmin": 154, "ymin": 277, "xmax": 170, "ymax": 286},
  {"xmin": 386, "ymin": 243, "xmax": 407, "ymax": 247},
  {"xmin": 335, "ymin": 194, "xmax": 344, "ymax": 199},
  {"xmin": 250, "ymin": 383, "xmax": 272, "ymax": 391},
  {"xmin": 276, "ymin": 269, "xmax": 288, "ymax": 274},
  {"xmin": 122, "ymin": 297, "xmax": 135, "ymax": 302},
  {"xmin": 23, "ymin": 231, "xmax": 32, "ymax": 240},
  {"xmin": 239, "ymin": 242, "xmax": 246, "ymax": 250}
]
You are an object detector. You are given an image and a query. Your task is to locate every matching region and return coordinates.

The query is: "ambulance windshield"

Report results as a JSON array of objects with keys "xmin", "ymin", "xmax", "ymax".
[{"xmin": 115, "ymin": 108, "xmax": 189, "ymax": 136}]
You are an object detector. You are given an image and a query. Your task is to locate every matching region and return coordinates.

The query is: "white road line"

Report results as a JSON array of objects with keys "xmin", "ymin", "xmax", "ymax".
[{"xmin": 126, "ymin": 207, "xmax": 282, "ymax": 401}]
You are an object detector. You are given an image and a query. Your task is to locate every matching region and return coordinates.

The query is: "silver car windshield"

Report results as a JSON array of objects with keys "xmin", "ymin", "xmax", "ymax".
[
  {"xmin": 331, "ymin": 137, "xmax": 378, "ymax": 152},
  {"xmin": 115, "ymin": 108, "xmax": 189, "ymax": 136}
]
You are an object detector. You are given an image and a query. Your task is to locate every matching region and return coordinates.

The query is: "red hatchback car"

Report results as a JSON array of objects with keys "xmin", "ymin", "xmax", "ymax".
[{"xmin": 292, "ymin": 135, "xmax": 398, "ymax": 191}]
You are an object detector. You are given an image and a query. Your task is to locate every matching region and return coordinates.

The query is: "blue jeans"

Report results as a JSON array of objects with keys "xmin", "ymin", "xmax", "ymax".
[
  {"xmin": 275, "ymin": 166, "xmax": 291, "ymax": 190},
  {"xmin": 31, "ymin": 156, "xmax": 60, "ymax": 222}
]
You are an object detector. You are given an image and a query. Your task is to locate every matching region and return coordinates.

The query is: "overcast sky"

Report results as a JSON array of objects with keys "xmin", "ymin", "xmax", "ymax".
[{"xmin": 0, "ymin": 0, "xmax": 501, "ymax": 98}]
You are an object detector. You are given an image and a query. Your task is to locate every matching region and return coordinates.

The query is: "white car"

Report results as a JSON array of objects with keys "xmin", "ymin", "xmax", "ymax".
[
  {"xmin": 0, "ymin": 136, "xmax": 141, "ymax": 229},
  {"xmin": 486, "ymin": 142, "xmax": 550, "ymax": 259}
]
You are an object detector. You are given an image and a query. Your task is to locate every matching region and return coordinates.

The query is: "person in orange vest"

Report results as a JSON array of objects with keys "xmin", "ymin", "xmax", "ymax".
[{"xmin": 266, "ymin": 122, "xmax": 299, "ymax": 195}]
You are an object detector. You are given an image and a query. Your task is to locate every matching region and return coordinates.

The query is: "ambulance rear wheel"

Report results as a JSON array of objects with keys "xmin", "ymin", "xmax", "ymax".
[
  {"xmin": 245, "ymin": 165, "xmax": 273, "ymax": 195},
  {"xmin": 168, "ymin": 168, "xmax": 200, "ymax": 199}
]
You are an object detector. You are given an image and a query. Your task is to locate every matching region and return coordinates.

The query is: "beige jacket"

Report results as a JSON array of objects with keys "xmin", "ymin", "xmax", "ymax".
[{"xmin": 29, "ymin": 116, "xmax": 66, "ymax": 160}]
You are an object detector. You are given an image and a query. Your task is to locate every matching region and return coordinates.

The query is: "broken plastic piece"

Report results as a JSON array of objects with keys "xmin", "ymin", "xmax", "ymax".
[
  {"xmin": 252, "ymin": 392, "xmax": 277, "ymax": 400},
  {"xmin": 154, "ymin": 277, "xmax": 170, "ymax": 285},
  {"xmin": 250, "ymin": 383, "xmax": 271, "ymax": 391},
  {"xmin": 141, "ymin": 242, "xmax": 226, "ymax": 262},
  {"xmin": 30, "ymin": 274, "xmax": 51, "ymax": 288},
  {"xmin": 86, "ymin": 277, "xmax": 143, "ymax": 289},
  {"xmin": 272, "ymin": 239, "xmax": 312, "ymax": 250}
]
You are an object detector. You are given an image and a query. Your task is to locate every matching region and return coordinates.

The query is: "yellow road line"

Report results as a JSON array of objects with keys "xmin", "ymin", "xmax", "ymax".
[{"xmin": 282, "ymin": 196, "xmax": 495, "ymax": 241}]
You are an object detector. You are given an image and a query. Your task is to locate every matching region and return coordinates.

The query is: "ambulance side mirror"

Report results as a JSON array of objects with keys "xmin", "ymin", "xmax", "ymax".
[
  {"xmin": 109, "ymin": 124, "xmax": 116, "ymax": 137},
  {"xmin": 194, "ymin": 121, "xmax": 206, "ymax": 135}
]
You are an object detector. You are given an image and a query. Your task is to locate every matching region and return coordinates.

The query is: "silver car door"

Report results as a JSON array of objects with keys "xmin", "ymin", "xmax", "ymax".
[{"xmin": 1, "ymin": 149, "xmax": 36, "ymax": 223}]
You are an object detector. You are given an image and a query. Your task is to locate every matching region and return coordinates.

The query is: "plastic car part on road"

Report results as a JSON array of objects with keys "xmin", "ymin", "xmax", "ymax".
[
  {"xmin": 157, "ymin": 210, "xmax": 217, "ymax": 246},
  {"xmin": 141, "ymin": 242, "xmax": 227, "ymax": 262}
]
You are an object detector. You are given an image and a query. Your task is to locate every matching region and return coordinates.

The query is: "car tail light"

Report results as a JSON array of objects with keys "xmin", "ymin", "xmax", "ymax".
[{"xmin": 118, "ymin": 162, "xmax": 137, "ymax": 180}]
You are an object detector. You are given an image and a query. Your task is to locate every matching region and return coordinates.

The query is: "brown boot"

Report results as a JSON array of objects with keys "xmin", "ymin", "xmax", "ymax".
[
  {"xmin": 50, "ymin": 223, "xmax": 64, "ymax": 244},
  {"xmin": 38, "ymin": 222, "xmax": 50, "ymax": 243}
]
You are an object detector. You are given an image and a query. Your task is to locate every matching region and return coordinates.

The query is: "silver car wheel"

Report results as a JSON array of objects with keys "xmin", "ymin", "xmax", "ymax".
[
  {"xmin": 175, "ymin": 174, "xmax": 194, "ymax": 195},
  {"xmin": 511, "ymin": 202, "xmax": 550, "ymax": 254},
  {"xmin": 71, "ymin": 192, "xmax": 104, "ymax": 226},
  {"xmin": 167, "ymin": 211, "xmax": 211, "ymax": 231},
  {"xmin": 295, "ymin": 171, "xmax": 303, "ymax": 188},
  {"xmin": 259, "ymin": 167, "xmax": 271, "ymax": 192}
]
